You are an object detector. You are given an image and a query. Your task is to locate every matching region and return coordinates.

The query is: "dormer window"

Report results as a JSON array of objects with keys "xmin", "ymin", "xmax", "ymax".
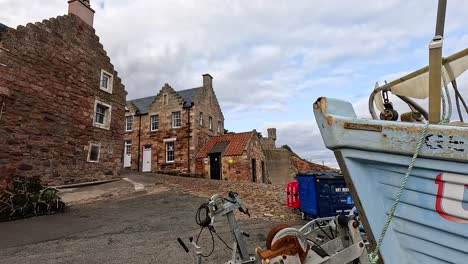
[{"xmin": 100, "ymin": 70, "xmax": 113, "ymax": 94}]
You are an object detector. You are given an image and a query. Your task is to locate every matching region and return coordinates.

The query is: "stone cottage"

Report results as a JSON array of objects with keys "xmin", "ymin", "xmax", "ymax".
[
  {"xmin": 0, "ymin": 0, "xmax": 127, "ymax": 189},
  {"xmin": 196, "ymin": 130, "xmax": 273, "ymax": 182},
  {"xmin": 124, "ymin": 74, "xmax": 223, "ymax": 173}
]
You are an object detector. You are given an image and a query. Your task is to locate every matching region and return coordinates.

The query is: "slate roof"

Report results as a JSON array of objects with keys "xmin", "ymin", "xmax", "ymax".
[
  {"xmin": 127, "ymin": 87, "xmax": 202, "ymax": 114},
  {"xmin": 0, "ymin": 23, "xmax": 9, "ymax": 32},
  {"xmin": 197, "ymin": 132, "xmax": 254, "ymax": 158}
]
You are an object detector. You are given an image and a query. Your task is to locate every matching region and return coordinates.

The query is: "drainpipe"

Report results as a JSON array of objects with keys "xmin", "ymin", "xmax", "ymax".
[
  {"xmin": 183, "ymin": 102, "xmax": 194, "ymax": 173},
  {"xmin": 137, "ymin": 112, "xmax": 142, "ymax": 171}
]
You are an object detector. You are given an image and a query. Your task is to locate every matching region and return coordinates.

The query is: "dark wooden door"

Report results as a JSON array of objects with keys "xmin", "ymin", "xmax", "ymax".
[
  {"xmin": 210, "ymin": 154, "xmax": 221, "ymax": 180},
  {"xmin": 252, "ymin": 159, "xmax": 257, "ymax": 182}
]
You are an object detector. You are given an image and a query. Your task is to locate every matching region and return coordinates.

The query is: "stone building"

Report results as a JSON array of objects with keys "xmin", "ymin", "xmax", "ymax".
[
  {"xmin": 196, "ymin": 131, "xmax": 270, "ymax": 182},
  {"xmin": 124, "ymin": 74, "xmax": 223, "ymax": 173},
  {"xmin": 0, "ymin": 0, "xmax": 127, "ymax": 189}
]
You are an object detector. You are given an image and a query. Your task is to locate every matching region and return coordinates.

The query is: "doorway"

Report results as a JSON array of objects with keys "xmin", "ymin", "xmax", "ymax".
[
  {"xmin": 124, "ymin": 141, "xmax": 132, "ymax": 168},
  {"xmin": 252, "ymin": 159, "xmax": 257, "ymax": 182},
  {"xmin": 210, "ymin": 153, "xmax": 222, "ymax": 180},
  {"xmin": 142, "ymin": 145, "xmax": 152, "ymax": 172}
]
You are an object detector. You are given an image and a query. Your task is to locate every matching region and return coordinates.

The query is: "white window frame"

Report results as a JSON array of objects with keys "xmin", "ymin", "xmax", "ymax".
[
  {"xmin": 199, "ymin": 112, "xmax": 203, "ymax": 126},
  {"xmin": 209, "ymin": 116, "xmax": 213, "ymax": 131},
  {"xmin": 93, "ymin": 99, "xmax": 112, "ymax": 130},
  {"xmin": 165, "ymin": 139, "xmax": 176, "ymax": 163},
  {"xmin": 217, "ymin": 121, "xmax": 221, "ymax": 133},
  {"xmin": 87, "ymin": 143, "xmax": 101, "ymax": 163},
  {"xmin": 100, "ymin": 69, "xmax": 114, "ymax": 94},
  {"xmin": 125, "ymin": 115, "xmax": 133, "ymax": 132},
  {"xmin": 150, "ymin": 114, "xmax": 159, "ymax": 131},
  {"xmin": 172, "ymin": 111, "xmax": 181, "ymax": 128}
]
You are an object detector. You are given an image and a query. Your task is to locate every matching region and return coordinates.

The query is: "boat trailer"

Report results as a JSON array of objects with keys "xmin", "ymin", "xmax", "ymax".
[{"xmin": 178, "ymin": 192, "xmax": 369, "ymax": 264}]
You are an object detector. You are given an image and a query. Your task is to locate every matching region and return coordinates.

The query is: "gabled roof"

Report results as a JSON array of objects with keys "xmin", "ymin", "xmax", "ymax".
[
  {"xmin": 127, "ymin": 87, "xmax": 202, "ymax": 114},
  {"xmin": 197, "ymin": 132, "xmax": 254, "ymax": 158}
]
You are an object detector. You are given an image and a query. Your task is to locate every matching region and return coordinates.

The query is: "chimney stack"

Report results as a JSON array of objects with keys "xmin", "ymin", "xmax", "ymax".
[
  {"xmin": 68, "ymin": 0, "xmax": 95, "ymax": 27},
  {"xmin": 202, "ymin": 74, "xmax": 213, "ymax": 87},
  {"xmin": 267, "ymin": 128, "xmax": 277, "ymax": 141}
]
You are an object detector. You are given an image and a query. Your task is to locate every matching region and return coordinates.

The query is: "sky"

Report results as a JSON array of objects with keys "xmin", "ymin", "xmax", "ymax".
[{"xmin": 1, "ymin": 0, "xmax": 468, "ymax": 167}]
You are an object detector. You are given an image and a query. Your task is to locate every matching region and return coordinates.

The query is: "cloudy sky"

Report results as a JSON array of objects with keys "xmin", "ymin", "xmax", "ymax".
[{"xmin": 2, "ymin": 0, "xmax": 468, "ymax": 167}]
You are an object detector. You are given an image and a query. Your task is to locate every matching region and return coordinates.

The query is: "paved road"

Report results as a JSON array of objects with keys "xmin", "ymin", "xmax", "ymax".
[{"xmin": 0, "ymin": 190, "xmax": 285, "ymax": 264}]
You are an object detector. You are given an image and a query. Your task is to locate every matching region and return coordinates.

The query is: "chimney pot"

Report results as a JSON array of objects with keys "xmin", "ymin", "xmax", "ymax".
[
  {"xmin": 202, "ymin": 74, "xmax": 213, "ymax": 87},
  {"xmin": 68, "ymin": 0, "xmax": 95, "ymax": 27}
]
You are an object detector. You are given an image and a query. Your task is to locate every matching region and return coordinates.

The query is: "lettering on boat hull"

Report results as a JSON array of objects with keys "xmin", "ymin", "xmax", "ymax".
[
  {"xmin": 435, "ymin": 173, "xmax": 468, "ymax": 223},
  {"xmin": 425, "ymin": 134, "xmax": 466, "ymax": 152}
]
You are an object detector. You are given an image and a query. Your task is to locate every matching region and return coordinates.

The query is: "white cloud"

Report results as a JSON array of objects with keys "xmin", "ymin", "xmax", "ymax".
[{"xmin": 2, "ymin": 0, "xmax": 467, "ymax": 169}]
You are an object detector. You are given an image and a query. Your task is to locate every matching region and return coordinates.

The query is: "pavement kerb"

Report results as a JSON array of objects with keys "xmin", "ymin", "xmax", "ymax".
[{"xmin": 53, "ymin": 178, "xmax": 122, "ymax": 189}]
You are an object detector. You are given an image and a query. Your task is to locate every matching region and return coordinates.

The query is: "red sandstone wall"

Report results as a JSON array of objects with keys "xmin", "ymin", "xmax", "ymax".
[
  {"xmin": 124, "ymin": 78, "xmax": 224, "ymax": 174},
  {"xmin": 290, "ymin": 155, "xmax": 331, "ymax": 179},
  {"xmin": 0, "ymin": 15, "xmax": 126, "ymax": 188}
]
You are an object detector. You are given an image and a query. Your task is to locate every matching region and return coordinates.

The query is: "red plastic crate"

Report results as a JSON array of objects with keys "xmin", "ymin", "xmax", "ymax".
[{"xmin": 286, "ymin": 181, "xmax": 300, "ymax": 209}]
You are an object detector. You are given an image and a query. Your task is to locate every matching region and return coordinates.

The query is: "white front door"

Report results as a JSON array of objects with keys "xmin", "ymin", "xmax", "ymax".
[
  {"xmin": 142, "ymin": 145, "xmax": 152, "ymax": 172},
  {"xmin": 124, "ymin": 141, "xmax": 132, "ymax": 168}
]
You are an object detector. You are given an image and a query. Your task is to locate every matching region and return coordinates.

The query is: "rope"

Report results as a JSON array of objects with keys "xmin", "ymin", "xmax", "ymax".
[
  {"xmin": 368, "ymin": 122, "xmax": 429, "ymax": 264},
  {"xmin": 440, "ymin": 69, "xmax": 452, "ymax": 124}
]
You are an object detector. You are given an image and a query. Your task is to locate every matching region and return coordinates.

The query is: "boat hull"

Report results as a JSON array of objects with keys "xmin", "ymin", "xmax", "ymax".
[{"xmin": 314, "ymin": 97, "xmax": 468, "ymax": 264}]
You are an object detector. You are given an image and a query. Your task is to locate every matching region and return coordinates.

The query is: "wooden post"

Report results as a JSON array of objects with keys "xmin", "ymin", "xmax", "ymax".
[{"xmin": 429, "ymin": 36, "xmax": 443, "ymax": 124}]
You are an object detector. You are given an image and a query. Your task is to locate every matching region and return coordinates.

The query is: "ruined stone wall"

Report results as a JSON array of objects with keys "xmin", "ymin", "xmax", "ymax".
[{"xmin": 0, "ymin": 15, "xmax": 126, "ymax": 189}]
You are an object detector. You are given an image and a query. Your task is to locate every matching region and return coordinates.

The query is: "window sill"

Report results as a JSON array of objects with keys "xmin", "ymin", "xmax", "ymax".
[
  {"xmin": 93, "ymin": 123, "xmax": 110, "ymax": 130},
  {"xmin": 99, "ymin": 87, "xmax": 113, "ymax": 94},
  {"xmin": 165, "ymin": 161, "xmax": 175, "ymax": 164},
  {"xmin": 150, "ymin": 129, "xmax": 159, "ymax": 132},
  {"xmin": 87, "ymin": 160, "xmax": 100, "ymax": 163},
  {"xmin": 172, "ymin": 127, "xmax": 181, "ymax": 129},
  {"xmin": 125, "ymin": 130, "xmax": 133, "ymax": 133}
]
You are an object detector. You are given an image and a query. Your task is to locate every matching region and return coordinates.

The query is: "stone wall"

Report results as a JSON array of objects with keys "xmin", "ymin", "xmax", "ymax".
[
  {"xmin": 246, "ymin": 134, "xmax": 269, "ymax": 183},
  {"xmin": 0, "ymin": 15, "xmax": 126, "ymax": 189},
  {"xmin": 195, "ymin": 132, "xmax": 268, "ymax": 183},
  {"xmin": 221, "ymin": 155, "xmax": 251, "ymax": 181},
  {"xmin": 124, "ymin": 77, "xmax": 224, "ymax": 174},
  {"xmin": 263, "ymin": 148, "xmax": 292, "ymax": 185},
  {"xmin": 290, "ymin": 155, "xmax": 332, "ymax": 177},
  {"xmin": 191, "ymin": 76, "xmax": 224, "ymax": 172},
  {"xmin": 124, "ymin": 84, "xmax": 191, "ymax": 172}
]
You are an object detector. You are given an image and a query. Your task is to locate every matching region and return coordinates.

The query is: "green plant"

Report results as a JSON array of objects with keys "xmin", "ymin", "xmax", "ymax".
[{"xmin": 0, "ymin": 177, "xmax": 65, "ymax": 221}]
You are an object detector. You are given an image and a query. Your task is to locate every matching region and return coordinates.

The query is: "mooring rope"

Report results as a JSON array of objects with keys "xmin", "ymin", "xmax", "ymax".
[{"xmin": 368, "ymin": 121, "xmax": 429, "ymax": 264}]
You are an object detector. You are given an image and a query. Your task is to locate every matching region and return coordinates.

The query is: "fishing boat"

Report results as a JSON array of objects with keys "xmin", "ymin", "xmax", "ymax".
[{"xmin": 314, "ymin": 1, "xmax": 468, "ymax": 263}]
